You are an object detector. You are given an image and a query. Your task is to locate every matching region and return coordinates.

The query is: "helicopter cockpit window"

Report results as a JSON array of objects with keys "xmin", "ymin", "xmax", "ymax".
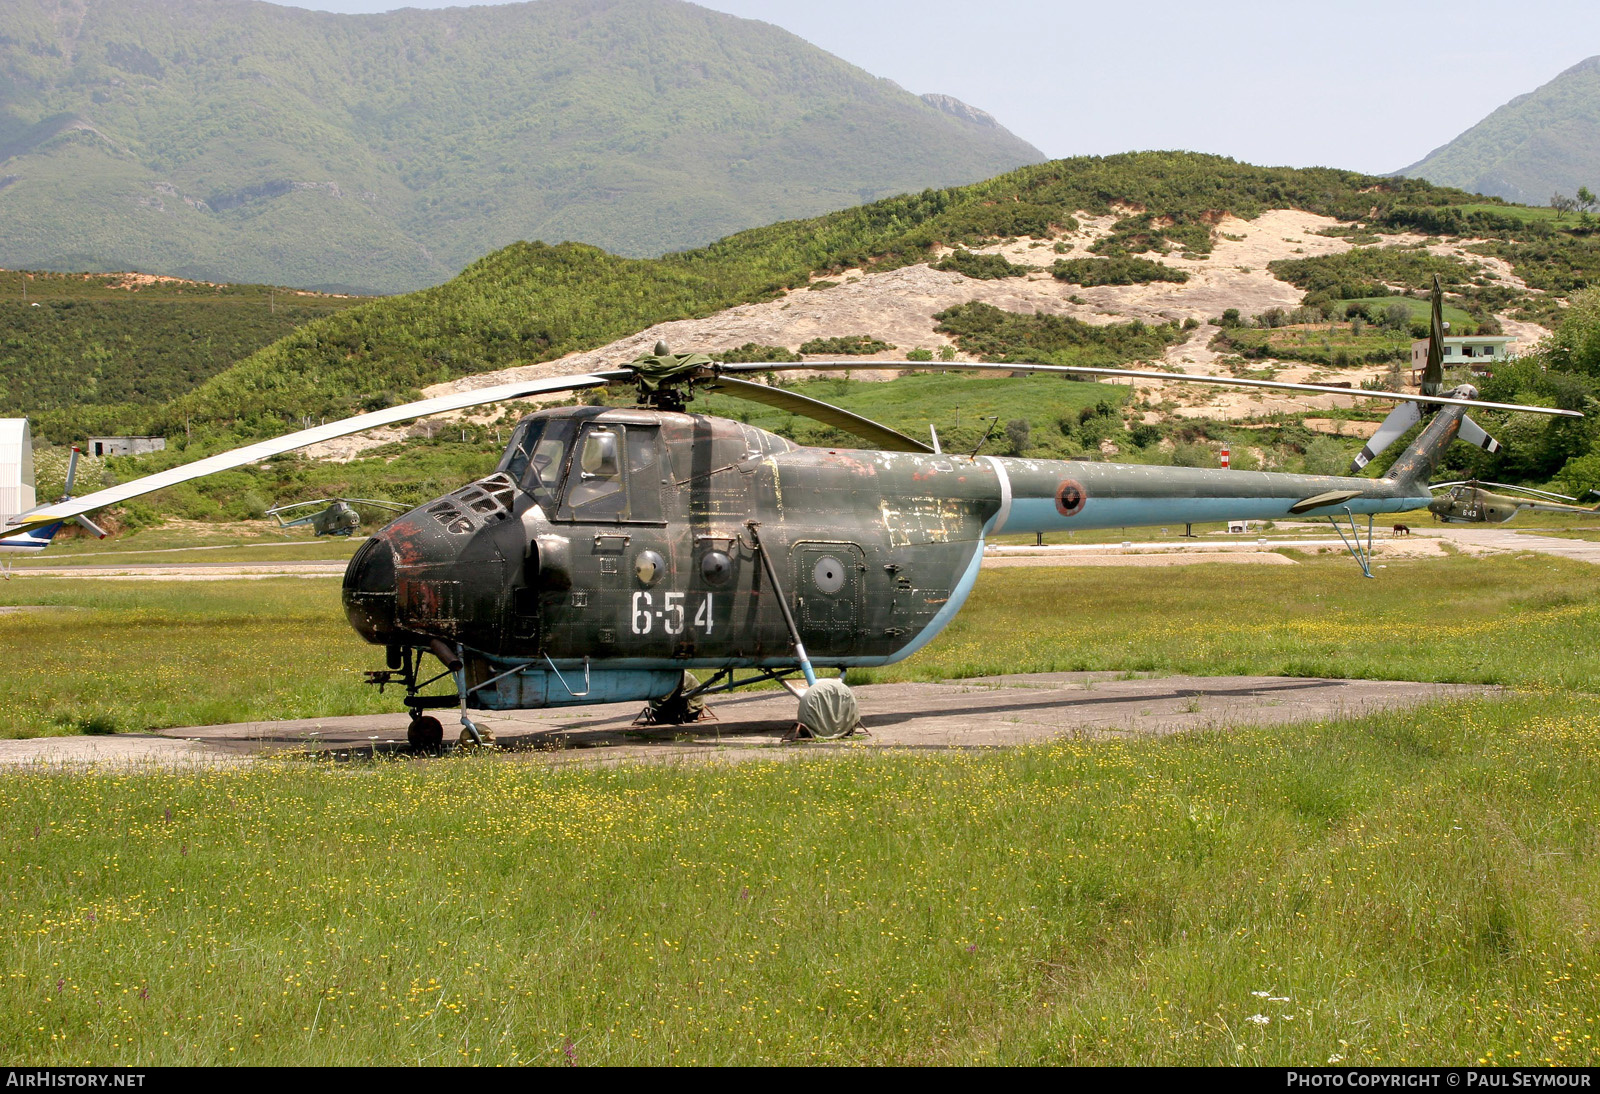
[
  {"xmin": 562, "ymin": 427, "xmax": 627, "ymax": 520},
  {"xmin": 552, "ymin": 424, "xmax": 666, "ymax": 523},
  {"xmin": 625, "ymin": 426, "xmax": 664, "ymax": 523},
  {"xmin": 497, "ymin": 419, "xmax": 574, "ymax": 510}
]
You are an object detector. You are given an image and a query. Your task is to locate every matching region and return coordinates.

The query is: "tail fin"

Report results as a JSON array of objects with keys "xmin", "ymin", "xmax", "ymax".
[
  {"xmin": 0, "ymin": 422, "xmax": 104, "ymax": 549},
  {"xmin": 0, "ymin": 419, "xmax": 37, "ymax": 522}
]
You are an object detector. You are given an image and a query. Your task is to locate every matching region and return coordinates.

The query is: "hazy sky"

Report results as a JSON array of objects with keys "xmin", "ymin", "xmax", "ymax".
[{"xmin": 269, "ymin": 0, "xmax": 1600, "ymax": 175}]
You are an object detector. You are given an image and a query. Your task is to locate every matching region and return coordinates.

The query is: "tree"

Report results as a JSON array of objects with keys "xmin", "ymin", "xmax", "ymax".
[
  {"xmin": 1552, "ymin": 192, "xmax": 1580, "ymax": 221},
  {"xmin": 1383, "ymin": 302, "xmax": 1410, "ymax": 332},
  {"xmin": 1004, "ymin": 418, "xmax": 1031, "ymax": 454},
  {"xmin": 1543, "ymin": 287, "xmax": 1600, "ymax": 377},
  {"xmin": 1579, "ymin": 186, "xmax": 1597, "ymax": 213}
]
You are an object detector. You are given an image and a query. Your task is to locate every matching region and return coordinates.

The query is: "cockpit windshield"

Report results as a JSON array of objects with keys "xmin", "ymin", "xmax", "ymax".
[{"xmin": 497, "ymin": 419, "xmax": 575, "ymax": 509}]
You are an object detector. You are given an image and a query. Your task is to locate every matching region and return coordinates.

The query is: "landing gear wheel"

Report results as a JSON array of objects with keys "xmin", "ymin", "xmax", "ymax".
[
  {"xmin": 795, "ymin": 678, "xmax": 860, "ymax": 740},
  {"xmin": 457, "ymin": 721, "xmax": 496, "ymax": 750},
  {"xmin": 407, "ymin": 715, "xmax": 444, "ymax": 752}
]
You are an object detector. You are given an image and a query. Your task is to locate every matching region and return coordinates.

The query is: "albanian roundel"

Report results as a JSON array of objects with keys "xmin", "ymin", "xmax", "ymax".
[{"xmin": 1055, "ymin": 478, "xmax": 1087, "ymax": 517}]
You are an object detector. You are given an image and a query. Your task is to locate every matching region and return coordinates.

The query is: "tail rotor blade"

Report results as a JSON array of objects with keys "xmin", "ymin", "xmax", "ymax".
[
  {"xmin": 1459, "ymin": 415, "xmax": 1502, "ymax": 455},
  {"xmin": 1350, "ymin": 401, "xmax": 1422, "ymax": 473},
  {"xmin": 60, "ymin": 446, "xmax": 80, "ymax": 501}
]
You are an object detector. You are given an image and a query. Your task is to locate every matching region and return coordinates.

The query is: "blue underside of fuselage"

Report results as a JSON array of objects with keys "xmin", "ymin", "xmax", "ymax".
[{"xmin": 1000, "ymin": 495, "xmax": 1431, "ymax": 534}]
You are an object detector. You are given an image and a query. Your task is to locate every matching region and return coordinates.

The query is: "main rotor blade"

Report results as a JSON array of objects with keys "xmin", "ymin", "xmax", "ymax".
[
  {"xmin": 701, "ymin": 375, "xmax": 934, "ymax": 453},
  {"xmin": 263, "ymin": 500, "xmax": 331, "ymax": 515},
  {"xmin": 716, "ymin": 361, "xmax": 1584, "ymax": 418},
  {"xmin": 1433, "ymin": 480, "xmax": 1579, "ymax": 503},
  {"xmin": 9, "ymin": 371, "xmax": 629, "ymax": 529}
]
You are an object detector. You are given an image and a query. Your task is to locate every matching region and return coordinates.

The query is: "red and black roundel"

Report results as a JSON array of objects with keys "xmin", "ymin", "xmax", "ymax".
[{"xmin": 1055, "ymin": 478, "xmax": 1087, "ymax": 517}]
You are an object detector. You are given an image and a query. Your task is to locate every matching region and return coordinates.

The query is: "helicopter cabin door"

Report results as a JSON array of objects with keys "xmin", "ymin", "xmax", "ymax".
[
  {"xmin": 791, "ymin": 541, "xmax": 865, "ymax": 658},
  {"xmin": 551, "ymin": 421, "xmax": 675, "ymax": 659}
]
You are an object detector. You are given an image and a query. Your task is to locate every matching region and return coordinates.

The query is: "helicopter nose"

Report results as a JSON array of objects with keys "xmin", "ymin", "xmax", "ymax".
[{"xmin": 342, "ymin": 532, "xmax": 398, "ymax": 644}]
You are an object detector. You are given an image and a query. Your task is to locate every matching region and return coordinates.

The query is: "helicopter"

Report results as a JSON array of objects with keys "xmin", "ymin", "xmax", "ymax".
[
  {"xmin": 1427, "ymin": 480, "xmax": 1600, "ymax": 524},
  {"xmin": 1, "ymin": 284, "xmax": 1584, "ymax": 746},
  {"xmin": 267, "ymin": 497, "xmax": 408, "ymax": 537}
]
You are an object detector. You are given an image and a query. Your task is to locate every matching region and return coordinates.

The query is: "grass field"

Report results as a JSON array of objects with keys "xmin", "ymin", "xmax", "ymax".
[
  {"xmin": 3, "ymin": 694, "xmax": 1598, "ymax": 1065},
  {"xmin": 3, "ymin": 554, "xmax": 1599, "ymax": 1065}
]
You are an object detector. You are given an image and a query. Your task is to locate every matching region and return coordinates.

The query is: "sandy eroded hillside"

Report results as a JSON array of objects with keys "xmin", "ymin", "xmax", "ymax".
[{"xmin": 305, "ymin": 210, "xmax": 1549, "ymax": 460}]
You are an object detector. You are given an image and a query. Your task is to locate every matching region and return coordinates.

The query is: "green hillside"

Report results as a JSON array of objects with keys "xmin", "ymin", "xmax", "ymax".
[
  {"xmin": 1398, "ymin": 56, "xmax": 1600, "ymax": 206},
  {"xmin": 106, "ymin": 151, "xmax": 1488, "ymax": 449},
  {"xmin": 30, "ymin": 149, "xmax": 1600, "ymax": 512},
  {"xmin": 0, "ymin": 0, "xmax": 1043, "ymax": 294},
  {"xmin": 0, "ymin": 270, "xmax": 361, "ymax": 417}
]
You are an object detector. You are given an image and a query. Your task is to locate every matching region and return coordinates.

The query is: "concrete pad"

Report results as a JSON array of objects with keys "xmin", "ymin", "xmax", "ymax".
[
  {"xmin": 0, "ymin": 672, "xmax": 1475, "ymax": 771},
  {"xmin": 0, "ymin": 734, "xmax": 245, "ymax": 770}
]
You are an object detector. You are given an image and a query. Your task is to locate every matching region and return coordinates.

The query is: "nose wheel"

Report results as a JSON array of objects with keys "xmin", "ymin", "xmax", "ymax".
[{"xmin": 406, "ymin": 715, "xmax": 444, "ymax": 752}]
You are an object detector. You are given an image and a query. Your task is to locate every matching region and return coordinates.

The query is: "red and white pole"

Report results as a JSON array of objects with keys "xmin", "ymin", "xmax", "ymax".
[{"xmin": 1220, "ymin": 445, "xmax": 1231, "ymax": 469}]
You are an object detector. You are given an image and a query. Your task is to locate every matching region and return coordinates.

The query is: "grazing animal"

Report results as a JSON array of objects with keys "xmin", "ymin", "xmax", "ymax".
[{"xmin": 1393, "ymin": 523, "xmax": 1411, "ymax": 536}]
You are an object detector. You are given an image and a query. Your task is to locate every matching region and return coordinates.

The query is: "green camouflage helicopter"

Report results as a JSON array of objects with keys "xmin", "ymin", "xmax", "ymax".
[
  {"xmin": 4, "ymin": 284, "xmax": 1582, "ymax": 747},
  {"xmin": 267, "ymin": 497, "xmax": 407, "ymax": 537},
  {"xmin": 1427, "ymin": 481, "xmax": 1600, "ymax": 523}
]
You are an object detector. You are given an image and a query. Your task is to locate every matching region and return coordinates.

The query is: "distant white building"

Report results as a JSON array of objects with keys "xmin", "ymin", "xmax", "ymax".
[
  {"xmin": 86, "ymin": 436, "xmax": 165, "ymax": 457},
  {"xmin": 1410, "ymin": 335, "xmax": 1514, "ymax": 384}
]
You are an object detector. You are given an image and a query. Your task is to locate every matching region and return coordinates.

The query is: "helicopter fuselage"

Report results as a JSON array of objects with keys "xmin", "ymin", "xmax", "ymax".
[{"xmin": 342, "ymin": 405, "xmax": 1431, "ymax": 711}]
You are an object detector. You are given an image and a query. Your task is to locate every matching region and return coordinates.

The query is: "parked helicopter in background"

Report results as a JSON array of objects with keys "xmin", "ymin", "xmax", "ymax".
[
  {"xmin": 267, "ymin": 497, "xmax": 407, "ymax": 537},
  {"xmin": 1428, "ymin": 480, "xmax": 1600, "ymax": 524},
  {"xmin": 2, "ymin": 283, "xmax": 1585, "ymax": 745}
]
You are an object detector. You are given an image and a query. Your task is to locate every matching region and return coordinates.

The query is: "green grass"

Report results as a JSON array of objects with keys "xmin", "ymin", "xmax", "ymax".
[
  {"xmin": 1454, "ymin": 203, "xmax": 1566, "ymax": 225},
  {"xmin": 3, "ymin": 693, "xmax": 1600, "ymax": 1064},
  {"xmin": 855, "ymin": 554, "xmax": 1600, "ymax": 692},
  {"xmin": 3, "ymin": 554, "xmax": 1600, "ymax": 1064},
  {"xmin": 1327, "ymin": 296, "xmax": 1474, "ymax": 326},
  {"xmin": 0, "ymin": 579, "xmax": 392, "ymax": 737}
]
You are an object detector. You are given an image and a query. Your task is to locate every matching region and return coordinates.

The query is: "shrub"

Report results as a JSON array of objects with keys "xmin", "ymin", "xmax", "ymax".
[
  {"xmin": 717, "ymin": 343, "xmax": 802, "ymax": 363},
  {"xmin": 933, "ymin": 249, "xmax": 1028, "ymax": 280},
  {"xmin": 1303, "ymin": 436, "xmax": 1349, "ymax": 475},
  {"xmin": 1004, "ymin": 418, "xmax": 1031, "ymax": 454},
  {"xmin": 906, "ymin": 348, "xmax": 934, "ymax": 361},
  {"xmin": 1052, "ymin": 257, "xmax": 1190, "ymax": 286},
  {"xmin": 1129, "ymin": 422, "xmax": 1163, "ymax": 447},
  {"xmin": 934, "ymin": 303, "xmax": 1183, "ymax": 368},
  {"xmin": 798, "ymin": 335, "xmax": 893, "ymax": 355}
]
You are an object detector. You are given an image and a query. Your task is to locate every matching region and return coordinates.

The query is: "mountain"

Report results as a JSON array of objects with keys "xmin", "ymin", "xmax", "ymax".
[
  {"xmin": 1398, "ymin": 56, "xmax": 1600, "ymax": 205},
  {"xmin": 0, "ymin": 0, "xmax": 1044, "ymax": 295}
]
